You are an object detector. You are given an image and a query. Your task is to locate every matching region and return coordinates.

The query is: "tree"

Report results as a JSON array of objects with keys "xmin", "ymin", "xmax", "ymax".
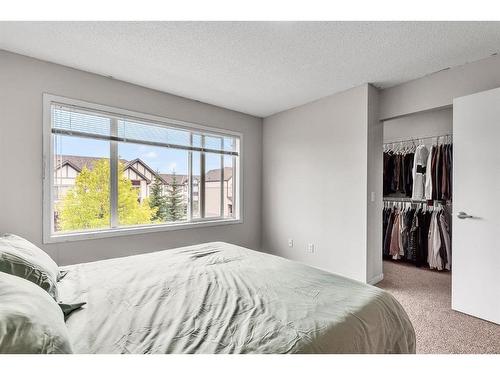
[
  {"xmin": 149, "ymin": 173, "xmax": 168, "ymax": 222},
  {"xmin": 58, "ymin": 160, "xmax": 155, "ymax": 231},
  {"xmin": 165, "ymin": 172, "xmax": 187, "ymax": 222}
]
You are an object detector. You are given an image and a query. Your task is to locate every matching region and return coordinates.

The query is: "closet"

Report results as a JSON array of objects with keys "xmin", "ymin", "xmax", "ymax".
[{"xmin": 382, "ymin": 108, "xmax": 453, "ymax": 272}]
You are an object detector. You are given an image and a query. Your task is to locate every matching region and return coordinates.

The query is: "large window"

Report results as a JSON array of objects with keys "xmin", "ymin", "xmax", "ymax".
[{"xmin": 44, "ymin": 95, "xmax": 241, "ymax": 242}]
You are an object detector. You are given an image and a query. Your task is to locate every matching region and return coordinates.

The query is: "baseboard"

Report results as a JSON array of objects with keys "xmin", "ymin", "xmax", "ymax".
[{"xmin": 368, "ymin": 273, "xmax": 384, "ymax": 285}]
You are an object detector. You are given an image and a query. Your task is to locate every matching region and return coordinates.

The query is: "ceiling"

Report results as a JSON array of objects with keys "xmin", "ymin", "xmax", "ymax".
[{"xmin": 1, "ymin": 21, "xmax": 500, "ymax": 117}]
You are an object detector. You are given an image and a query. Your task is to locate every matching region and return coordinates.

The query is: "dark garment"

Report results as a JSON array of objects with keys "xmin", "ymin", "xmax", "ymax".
[
  {"xmin": 394, "ymin": 154, "xmax": 402, "ymax": 192},
  {"xmin": 436, "ymin": 145, "xmax": 443, "ymax": 200},
  {"xmin": 430, "ymin": 146, "xmax": 438, "ymax": 200},
  {"xmin": 407, "ymin": 210, "xmax": 420, "ymax": 263},
  {"xmin": 417, "ymin": 211, "xmax": 432, "ymax": 267},
  {"xmin": 383, "ymin": 152, "xmax": 395, "ymax": 195},
  {"xmin": 441, "ymin": 145, "xmax": 449, "ymax": 200},
  {"xmin": 383, "ymin": 208, "xmax": 392, "ymax": 257},
  {"xmin": 403, "ymin": 153, "xmax": 414, "ymax": 197},
  {"xmin": 442, "ymin": 144, "xmax": 453, "ymax": 201},
  {"xmin": 383, "ymin": 209, "xmax": 395, "ymax": 256},
  {"xmin": 448, "ymin": 144, "xmax": 453, "ymax": 199},
  {"xmin": 404, "ymin": 209, "xmax": 415, "ymax": 261}
]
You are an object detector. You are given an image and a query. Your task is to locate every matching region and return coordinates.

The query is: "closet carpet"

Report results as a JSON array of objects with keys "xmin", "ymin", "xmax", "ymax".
[{"xmin": 376, "ymin": 260, "xmax": 500, "ymax": 354}]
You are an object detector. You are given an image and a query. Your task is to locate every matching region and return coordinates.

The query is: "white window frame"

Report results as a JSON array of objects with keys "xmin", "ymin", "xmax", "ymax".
[{"xmin": 43, "ymin": 94, "xmax": 243, "ymax": 244}]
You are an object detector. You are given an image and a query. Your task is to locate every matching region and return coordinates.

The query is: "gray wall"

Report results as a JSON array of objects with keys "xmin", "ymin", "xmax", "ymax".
[
  {"xmin": 366, "ymin": 85, "xmax": 383, "ymax": 284},
  {"xmin": 384, "ymin": 107, "xmax": 453, "ymax": 144},
  {"xmin": 380, "ymin": 54, "xmax": 500, "ymax": 120},
  {"xmin": 0, "ymin": 50, "xmax": 263, "ymax": 265},
  {"xmin": 262, "ymin": 84, "xmax": 379, "ymax": 283}
]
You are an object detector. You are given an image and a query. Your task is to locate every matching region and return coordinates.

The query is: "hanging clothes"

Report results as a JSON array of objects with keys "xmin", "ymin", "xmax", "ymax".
[
  {"xmin": 382, "ymin": 202, "xmax": 451, "ymax": 271},
  {"xmin": 383, "ymin": 145, "xmax": 415, "ymax": 197}
]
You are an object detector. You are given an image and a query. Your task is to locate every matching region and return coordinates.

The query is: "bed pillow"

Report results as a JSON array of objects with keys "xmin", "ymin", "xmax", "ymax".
[
  {"xmin": 0, "ymin": 234, "xmax": 60, "ymax": 299},
  {"xmin": 0, "ymin": 271, "xmax": 73, "ymax": 354}
]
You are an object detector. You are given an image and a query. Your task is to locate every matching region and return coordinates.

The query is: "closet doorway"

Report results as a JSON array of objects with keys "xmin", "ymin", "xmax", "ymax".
[
  {"xmin": 381, "ymin": 107, "xmax": 453, "ymax": 280},
  {"xmin": 378, "ymin": 108, "xmax": 457, "ymax": 351}
]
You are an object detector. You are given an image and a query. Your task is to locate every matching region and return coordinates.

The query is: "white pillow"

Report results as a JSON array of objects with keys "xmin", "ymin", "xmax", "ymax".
[
  {"xmin": 0, "ymin": 234, "xmax": 60, "ymax": 299},
  {"xmin": 0, "ymin": 271, "xmax": 72, "ymax": 353}
]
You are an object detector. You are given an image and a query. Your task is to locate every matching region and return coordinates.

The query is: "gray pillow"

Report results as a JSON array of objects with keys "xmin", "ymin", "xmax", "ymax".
[
  {"xmin": 0, "ymin": 234, "xmax": 60, "ymax": 299},
  {"xmin": 0, "ymin": 272, "xmax": 73, "ymax": 354}
]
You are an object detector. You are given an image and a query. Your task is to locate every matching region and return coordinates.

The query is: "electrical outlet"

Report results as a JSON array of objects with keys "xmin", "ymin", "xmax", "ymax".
[
  {"xmin": 288, "ymin": 239, "xmax": 294, "ymax": 247},
  {"xmin": 307, "ymin": 243, "xmax": 315, "ymax": 253}
]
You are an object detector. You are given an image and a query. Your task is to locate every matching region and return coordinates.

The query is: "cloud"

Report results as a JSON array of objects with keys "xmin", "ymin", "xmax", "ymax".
[
  {"xmin": 169, "ymin": 162, "xmax": 177, "ymax": 173},
  {"xmin": 142, "ymin": 151, "xmax": 158, "ymax": 159}
]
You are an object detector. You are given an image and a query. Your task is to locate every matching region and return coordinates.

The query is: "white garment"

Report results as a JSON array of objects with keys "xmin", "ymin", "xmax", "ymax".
[
  {"xmin": 411, "ymin": 144, "xmax": 429, "ymax": 200},
  {"xmin": 398, "ymin": 208, "xmax": 406, "ymax": 257},
  {"xmin": 428, "ymin": 211, "xmax": 443, "ymax": 271},
  {"xmin": 439, "ymin": 213, "xmax": 452, "ymax": 270},
  {"xmin": 424, "ymin": 145, "xmax": 434, "ymax": 200}
]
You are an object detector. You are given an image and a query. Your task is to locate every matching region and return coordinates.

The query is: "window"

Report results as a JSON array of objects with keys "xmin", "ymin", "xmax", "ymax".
[{"xmin": 44, "ymin": 95, "xmax": 241, "ymax": 243}]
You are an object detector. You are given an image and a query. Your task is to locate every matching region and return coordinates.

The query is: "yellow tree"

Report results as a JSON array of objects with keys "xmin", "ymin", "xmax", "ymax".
[{"xmin": 58, "ymin": 160, "xmax": 155, "ymax": 231}]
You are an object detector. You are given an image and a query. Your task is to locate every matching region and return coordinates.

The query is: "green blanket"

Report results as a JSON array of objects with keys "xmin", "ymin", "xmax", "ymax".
[{"xmin": 59, "ymin": 242, "xmax": 415, "ymax": 354}]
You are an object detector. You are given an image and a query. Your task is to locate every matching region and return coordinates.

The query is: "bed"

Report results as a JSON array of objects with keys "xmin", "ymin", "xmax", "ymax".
[{"xmin": 58, "ymin": 242, "xmax": 415, "ymax": 354}]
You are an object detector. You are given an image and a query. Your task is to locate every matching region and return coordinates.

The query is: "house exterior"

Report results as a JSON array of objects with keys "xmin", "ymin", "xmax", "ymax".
[{"xmin": 54, "ymin": 155, "xmax": 233, "ymax": 217}]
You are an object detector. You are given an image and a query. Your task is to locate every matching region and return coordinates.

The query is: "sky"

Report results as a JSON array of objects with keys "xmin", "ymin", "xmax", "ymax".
[{"xmin": 54, "ymin": 135, "xmax": 232, "ymax": 175}]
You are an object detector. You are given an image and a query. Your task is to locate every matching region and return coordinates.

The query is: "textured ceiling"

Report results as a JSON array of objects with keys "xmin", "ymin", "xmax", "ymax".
[{"xmin": 1, "ymin": 21, "xmax": 500, "ymax": 117}]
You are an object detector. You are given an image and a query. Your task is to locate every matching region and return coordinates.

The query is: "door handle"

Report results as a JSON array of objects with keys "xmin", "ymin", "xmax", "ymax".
[{"xmin": 457, "ymin": 211, "xmax": 473, "ymax": 219}]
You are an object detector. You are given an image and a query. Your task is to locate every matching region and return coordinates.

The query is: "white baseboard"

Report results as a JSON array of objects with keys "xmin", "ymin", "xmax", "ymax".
[{"xmin": 368, "ymin": 273, "xmax": 384, "ymax": 285}]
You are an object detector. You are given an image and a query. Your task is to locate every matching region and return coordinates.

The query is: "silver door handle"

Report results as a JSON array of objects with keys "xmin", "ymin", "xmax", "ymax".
[{"xmin": 457, "ymin": 212, "xmax": 473, "ymax": 219}]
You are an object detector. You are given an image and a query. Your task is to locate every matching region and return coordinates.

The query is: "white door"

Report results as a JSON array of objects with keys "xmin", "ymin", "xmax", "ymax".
[{"xmin": 453, "ymin": 87, "xmax": 500, "ymax": 324}]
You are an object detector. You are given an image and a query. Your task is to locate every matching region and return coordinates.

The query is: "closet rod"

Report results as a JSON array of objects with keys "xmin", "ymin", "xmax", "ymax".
[
  {"xmin": 383, "ymin": 197, "xmax": 427, "ymax": 203},
  {"xmin": 383, "ymin": 197, "xmax": 452, "ymax": 204},
  {"xmin": 384, "ymin": 133, "xmax": 452, "ymax": 145}
]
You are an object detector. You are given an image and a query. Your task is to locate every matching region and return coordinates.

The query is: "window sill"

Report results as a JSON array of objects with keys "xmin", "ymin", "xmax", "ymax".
[{"xmin": 43, "ymin": 218, "xmax": 242, "ymax": 244}]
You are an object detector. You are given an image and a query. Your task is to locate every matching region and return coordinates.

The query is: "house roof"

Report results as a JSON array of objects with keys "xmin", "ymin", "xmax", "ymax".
[
  {"xmin": 55, "ymin": 155, "xmax": 155, "ymax": 184},
  {"xmin": 55, "ymin": 155, "xmax": 129, "ymax": 172},
  {"xmin": 159, "ymin": 174, "xmax": 189, "ymax": 186},
  {"xmin": 56, "ymin": 155, "xmax": 233, "ymax": 185},
  {"xmin": 205, "ymin": 167, "xmax": 233, "ymax": 182}
]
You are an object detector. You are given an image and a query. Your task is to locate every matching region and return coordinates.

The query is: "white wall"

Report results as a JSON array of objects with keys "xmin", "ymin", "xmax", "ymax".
[
  {"xmin": 0, "ymin": 50, "xmax": 263, "ymax": 265},
  {"xmin": 262, "ymin": 84, "xmax": 379, "ymax": 283}
]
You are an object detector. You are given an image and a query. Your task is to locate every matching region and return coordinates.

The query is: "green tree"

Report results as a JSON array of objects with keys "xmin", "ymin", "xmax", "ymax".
[
  {"xmin": 165, "ymin": 172, "xmax": 187, "ymax": 222},
  {"xmin": 58, "ymin": 160, "xmax": 155, "ymax": 231},
  {"xmin": 149, "ymin": 173, "xmax": 168, "ymax": 222}
]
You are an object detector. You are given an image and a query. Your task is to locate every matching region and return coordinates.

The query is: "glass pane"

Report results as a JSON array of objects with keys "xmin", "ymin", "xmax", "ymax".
[
  {"xmin": 223, "ymin": 155, "xmax": 235, "ymax": 218},
  {"xmin": 204, "ymin": 135, "xmax": 223, "ymax": 151},
  {"xmin": 223, "ymin": 137, "xmax": 236, "ymax": 153},
  {"xmin": 191, "ymin": 151, "xmax": 201, "ymax": 219},
  {"xmin": 117, "ymin": 142, "xmax": 188, "ymax": 226},
  {"xmin": 204, "ymin": 153, "xmax": 222, "ymax": 218},
  {"xmin": 53, "ymin": 134, "xmax": 110, "ymax": 232}
]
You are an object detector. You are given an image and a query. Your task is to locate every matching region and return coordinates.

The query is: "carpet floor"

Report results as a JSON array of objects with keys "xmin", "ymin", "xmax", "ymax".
[{"xmin": 376, "ymin": 260, "xmax": 500, "ymax": 354}]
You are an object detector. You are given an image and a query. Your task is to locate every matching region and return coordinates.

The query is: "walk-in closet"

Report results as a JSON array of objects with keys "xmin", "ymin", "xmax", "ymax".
[{"xmin": 381, "ymin": 107, "xmax": 453, "ymax": 281}]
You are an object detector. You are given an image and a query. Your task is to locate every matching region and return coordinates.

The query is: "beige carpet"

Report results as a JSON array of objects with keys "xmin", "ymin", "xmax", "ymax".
[{"xmin": 376, "ymin": 260, "xmax": 500, "ymax": 354}]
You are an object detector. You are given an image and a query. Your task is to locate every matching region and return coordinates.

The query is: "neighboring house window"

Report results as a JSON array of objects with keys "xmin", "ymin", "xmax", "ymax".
[{"xmin": 44, "ymin": 95, "xmax": 241, "ymax": 242}]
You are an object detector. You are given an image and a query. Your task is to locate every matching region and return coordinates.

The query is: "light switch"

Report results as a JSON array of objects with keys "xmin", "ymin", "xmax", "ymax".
[{"xmin": 288, "ymin": 239, "xmax": 294, "ymax": 248}]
